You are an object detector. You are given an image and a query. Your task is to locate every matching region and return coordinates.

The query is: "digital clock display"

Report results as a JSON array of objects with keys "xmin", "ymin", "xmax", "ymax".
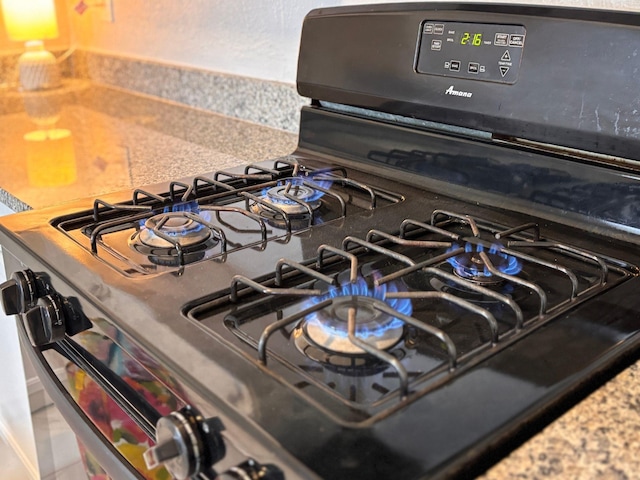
[
  {"xmin": 460, "ymin": 32, "xmax": 483, "ymax": 46},
  {"xmin": 416, "ymin": 20, "xmax": 526, "ymax": 84}
]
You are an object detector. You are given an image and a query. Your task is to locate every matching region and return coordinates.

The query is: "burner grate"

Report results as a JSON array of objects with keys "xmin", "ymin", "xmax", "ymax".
[
  {"xmin": 51, "ymin": 159, "xmax": 403, "ymax": 276},
  {"xmin": 192, "ymin": 209, "xmax": 634, "ymax": 421}
]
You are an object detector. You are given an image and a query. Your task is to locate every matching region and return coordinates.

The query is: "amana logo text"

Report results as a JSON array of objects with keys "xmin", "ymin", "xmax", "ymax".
[{"xmin": 445, "ymin": 86, "xmax": 473, "ymax": 98}]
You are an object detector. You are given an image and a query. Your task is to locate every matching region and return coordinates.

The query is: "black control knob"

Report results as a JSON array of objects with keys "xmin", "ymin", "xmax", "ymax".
[
  {"xmin": 0, "ymin": 269, "xmax": 41, "ymax": 315},
  {"xmin": 24, "ymin": 294, "xmax": 66, "ymax": 347},
  {"xmin": 143, "ymin": 406, "xmax": 226, "ymax": 480},
  {"xmin": 217, "ymin": 460, "xmax": 284, "ymax": 480}
]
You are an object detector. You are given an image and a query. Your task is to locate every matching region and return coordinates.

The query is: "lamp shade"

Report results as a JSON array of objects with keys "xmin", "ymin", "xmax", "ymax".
[{"xmin": 1, "ymin": 0, "xmax": 59, "ymax": 42}]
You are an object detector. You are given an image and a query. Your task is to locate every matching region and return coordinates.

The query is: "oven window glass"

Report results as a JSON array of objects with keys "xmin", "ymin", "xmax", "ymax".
[{"xmin": 42, "ymin": 328, "xmax": 187, "ymax": 480}]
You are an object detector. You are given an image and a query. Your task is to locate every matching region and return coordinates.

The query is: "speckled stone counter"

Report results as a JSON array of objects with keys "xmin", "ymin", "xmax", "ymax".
[
  {"xmin": 0, "ymin": 80, "xmax": 639, "ymax": 480},
  {"xmin": 0, "ymin": 80, "xmax": 297, "ymax": 211},
  {"xmin": 481, "ymin": 363, "xmax": 640, "ymax": 480},
  {"xmin": 70, "ymin": 50, "xmax": 307, "ymax": 133}
]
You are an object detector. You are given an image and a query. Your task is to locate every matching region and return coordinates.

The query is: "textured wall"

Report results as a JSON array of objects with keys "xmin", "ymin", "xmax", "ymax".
[{"xmin": 68, "ymin": 0, "xmax": 639, "ymax": 84}]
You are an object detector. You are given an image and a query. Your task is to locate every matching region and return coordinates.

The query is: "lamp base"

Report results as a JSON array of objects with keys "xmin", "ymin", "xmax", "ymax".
[{"xmin": 18, "ymin": 40, "xmax": 61, "ymax": 91}]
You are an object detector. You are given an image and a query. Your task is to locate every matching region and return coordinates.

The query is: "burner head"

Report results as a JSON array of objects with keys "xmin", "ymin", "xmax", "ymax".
[
  {"xmin": 251, "ymin": 177, "xmax": 330, "ymax": 218},
  {"xmin": 139, "ymin": 213, "xmax": 211, "ymax": 248},
  {"xmin": 297, "ymin": 277, "xmax": 411, "ymax": 356},
  {"xmin": 447, "ymin": 243, "xmax": 521, "ymax": 284},
  {"xmin": 129, "ymin": 203, "xmax": 217, "ymax": 266}
]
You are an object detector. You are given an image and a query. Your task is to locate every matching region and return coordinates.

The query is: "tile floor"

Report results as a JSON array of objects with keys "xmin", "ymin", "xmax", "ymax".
[{"xmin": 1, "ymin": 403, "xmax": 86, "ymax": 480}]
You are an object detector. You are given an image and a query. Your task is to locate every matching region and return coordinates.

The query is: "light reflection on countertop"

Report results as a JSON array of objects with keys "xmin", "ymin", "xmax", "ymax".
[{"xmin": 0, "ymin": 80, "xmax": 297, "ymax": 211}]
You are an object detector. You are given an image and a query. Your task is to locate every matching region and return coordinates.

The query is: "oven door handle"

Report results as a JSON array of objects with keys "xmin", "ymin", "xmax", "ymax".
[
  {"xmin": 53, "ymin": 336, "xmax": 162, "ymax": 439},
  {"xmin": 17, "ymin": 320, "xmax": 155, "ymax": 480}
]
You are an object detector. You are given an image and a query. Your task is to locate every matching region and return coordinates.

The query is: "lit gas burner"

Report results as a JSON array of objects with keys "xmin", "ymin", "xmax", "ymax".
[
  {"xmin": 139, "ymin": 213, "xmax": 211, "ymax": 248},
  {"xmin": 129, "ymin": 202, "xmax": 217, "ymax": 266},
  {"xmin": 252, "ymin": 177, "xmax": 330, "ymax": 217},
  {"xmin": 296, "ymin": 277, "xmax": 412, "ymax": 357},
  {"xmin": 447, "ymin": 243, "xmax": 521, "ymax": 284}
]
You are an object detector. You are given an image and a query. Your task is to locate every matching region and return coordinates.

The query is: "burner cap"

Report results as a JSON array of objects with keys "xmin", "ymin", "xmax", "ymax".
[
  {"xmin": 254, "ymin": 182, "xmax": 323, "ymax": 217},
  {"xmin": 129, "ymin": 212, "xmax": 217, "ymax": 266},
  {"xmin": 303, "ymin": 295, "xmax": 404, "ymax": 355},
  {"xmin": 448, "ymin": 243, "xmax": 521, "ymax": 285},
  {"xmin": 138, "ymin": 213, "xmax": 212, "ymax": 248}
]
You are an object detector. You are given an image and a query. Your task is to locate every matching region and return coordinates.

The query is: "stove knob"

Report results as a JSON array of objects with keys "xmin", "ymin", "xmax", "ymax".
[
  {"xmin": 217, "ymin": 460, "xmax": 285, "ymax": 480},
  {"xmin": 0, "ymin": 270, "xmax": 41, "ymax": 315},
  {"xmin": 23, "ymin": 294, "xmax": 66, "ymax": 347},
  {"xmin": 143, "ymin": 406, "xmax": 226, "ymax": 480}
]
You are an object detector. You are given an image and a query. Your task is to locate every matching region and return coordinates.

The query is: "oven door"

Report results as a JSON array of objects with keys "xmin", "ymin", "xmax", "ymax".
[{"xmin": 17, "ymin": 319, "xmax": 178, "ymax": 480}]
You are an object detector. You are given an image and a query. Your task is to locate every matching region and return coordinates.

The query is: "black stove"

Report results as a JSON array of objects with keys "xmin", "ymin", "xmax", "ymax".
[{"xmin": 2, "ymin": 4, "xmax": 640, "ymax": 480}]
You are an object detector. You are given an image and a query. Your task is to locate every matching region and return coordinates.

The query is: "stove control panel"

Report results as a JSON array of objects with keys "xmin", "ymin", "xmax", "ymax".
[{"xmin": 415, "ymin": 21, "xmax": 526, "ymax": 84}]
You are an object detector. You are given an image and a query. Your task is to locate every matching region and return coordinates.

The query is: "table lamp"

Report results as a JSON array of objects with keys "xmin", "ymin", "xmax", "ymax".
[{"xmin": 1, "ymin": 0, "xmax": 61, "ymax": 90}]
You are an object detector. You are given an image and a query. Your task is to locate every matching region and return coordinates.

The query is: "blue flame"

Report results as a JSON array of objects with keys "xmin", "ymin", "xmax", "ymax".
[
  {"xmin": 306, "ymin": 175, "xmax": 333, "ymax": 192},
  {"xmin": 260, "ymin": 177, "xmax": 332, "ymax": 205},
  {"xmin": 140, "ymin": 200, "xmax": 211, "ymax": 237},
  {"xmin": 446, "ymin": 243, "xmax": 522, "ymax": 277},
  {"xmin": 304, "ymin": 276, "xmax": 412, "ymax": 340},
  {"xmin": 163, "ymin": 200, "xmax": 200, "ymax": 214}
]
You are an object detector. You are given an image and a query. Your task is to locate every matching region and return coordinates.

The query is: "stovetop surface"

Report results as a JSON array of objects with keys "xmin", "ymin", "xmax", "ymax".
[
  {"xmin": 3, "ymin": 151, "xmax": 640, "ymax": 479},
  {"xmin": 189, "ymin": 206, "xmax": 632, "ymax": 424}
]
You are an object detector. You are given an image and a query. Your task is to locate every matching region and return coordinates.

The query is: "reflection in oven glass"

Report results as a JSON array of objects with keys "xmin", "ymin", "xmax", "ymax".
[{"xmin": 66, "ymin": 331, "xmax": 183, "ymax": 479}]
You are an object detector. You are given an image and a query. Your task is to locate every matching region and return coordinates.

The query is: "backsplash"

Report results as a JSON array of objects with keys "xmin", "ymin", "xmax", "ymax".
[
  {"xmin": 0, "ymin": 49, "xmax": 305, "ymax": 132},
  {"xmin": 70, "ymin": 50, "xmax": 307, "ymax": 132}
]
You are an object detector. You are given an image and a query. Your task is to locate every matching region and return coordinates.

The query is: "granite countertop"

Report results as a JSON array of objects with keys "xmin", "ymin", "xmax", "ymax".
[
  {"xmin": 0, "ymin": 81, "xmax": 638, "ymax": 479},
  {"xmin": 0, "ymin": 80, "xmax": 297, "ymax": 211},
  {"xmin": 483, "ymin": 363, "xmax": 639, "ymax": 479}
]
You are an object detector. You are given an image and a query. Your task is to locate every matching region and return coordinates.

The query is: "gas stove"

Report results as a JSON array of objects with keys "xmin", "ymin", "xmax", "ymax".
[{"xmin": 2, "ymin": 3, "xmax": 640, "ymax": 480}]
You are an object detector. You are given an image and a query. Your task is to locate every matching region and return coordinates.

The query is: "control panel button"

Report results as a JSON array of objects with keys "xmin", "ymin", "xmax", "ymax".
[
  {"xmin": 450, "ymin": 60, "xmax": 461, "ymax": 72},
  {"xmin": 424, "ymin": 23, "xmax": 434, "ymax": 34},
  {"xmin": 468, "ymin": 62, "xmax": 479, "ymax": 74},
  {"xmin": 494, "ymin": 33, "xmax": 509, "ymax": 46},
  {"xmin": 431, "ymin": 39, "xmax": 442, "ymax": 51},
  {"xmin": 500, "ymin": 66, "xmax": 510, "ymax": 77},
  {"xmin": 509, "ymin": 34, "xmax": 525, "ymax": 47},
  {"xmin": 501, "ymin": 50, "xmax": 511, "ymax": 62},
  {"xmin": 433, "ymin": 24, "xmax": 445, "ymax": 35}
]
